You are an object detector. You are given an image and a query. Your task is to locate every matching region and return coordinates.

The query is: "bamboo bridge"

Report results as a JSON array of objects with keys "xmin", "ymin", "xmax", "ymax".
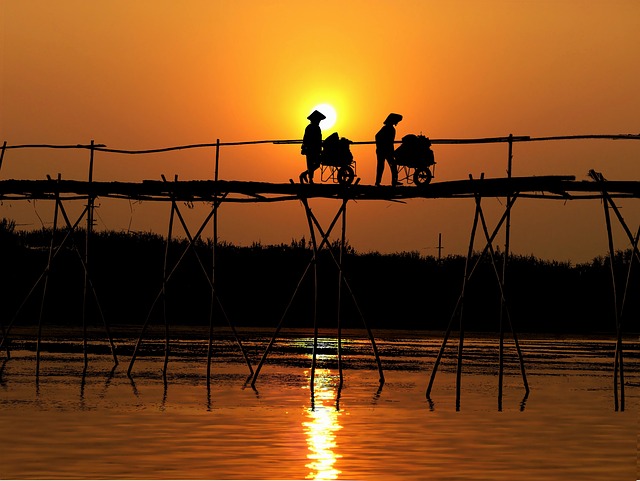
[{"xmin": 0, "ymin": 134, "xmax": 638, "ymax": 411}]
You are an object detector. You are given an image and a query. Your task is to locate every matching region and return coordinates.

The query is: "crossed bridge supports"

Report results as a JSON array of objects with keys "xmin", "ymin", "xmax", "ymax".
[
  {"xmin": 0, "ymin": 174, "xmax": 118, "ymax": 379},
  {"xmin": 250, "ymin": 180, "xmax": 385, "ymax": 396},
  {"xmin": 0, "ymin": 172, "xmax": 629, "ymax": 411},
  {"xmin": 425, "ymin": 174, "xmax": 529, "ymax": 411},
  {"xmin": 126, "ymin": 175, "xmax": 254, "ymax": 383},
  {"xmin": 426, "ymin": 172, "xmax": 629, "ymax": 411},
  {"xmin": 589, "ymin": 170, "xmax": 630, "ymax": 412},
  {"xmin": 124, "ymin": 176, "xmax": 386, "ymax": 398}
]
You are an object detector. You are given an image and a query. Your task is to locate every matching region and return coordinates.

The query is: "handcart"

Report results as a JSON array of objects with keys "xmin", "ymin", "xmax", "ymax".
[
  {"xmin": 394, "ymin": 134, "xmax": 436, "ymax": 185},
  {"xmin": 319, "ymin": 132, "xmax": 357, "ymax": 186}
]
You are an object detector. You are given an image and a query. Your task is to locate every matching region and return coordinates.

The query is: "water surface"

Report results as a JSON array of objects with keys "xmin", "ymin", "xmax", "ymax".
[{"xmin": 0, "ymin": 332, "xmax": 637, "ymax": 480}]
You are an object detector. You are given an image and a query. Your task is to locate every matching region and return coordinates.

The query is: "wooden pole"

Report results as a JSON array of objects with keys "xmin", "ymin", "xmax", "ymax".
[
  {"xmin": 0, "ymin": 141, "xmax": 6, "ymax": 174},
  {"xmin": 601, "ymin": 195, "xmax": 620, "ymax": 411},
  {"xmin": 250, "ymin": 196, "xmax": 384, "ymax": 389},
  {"xmin": 82, "ymin": 141, "xmax": 96, "ymax": 368},
  {"xmin": 337, "ymin": 199, "xmax": 347, "ymax": 390},
  {"xmin": 36, "ymin": 174, "xmax": 61, "ymax": 377},
  {"xmin": 47, "ymin": 194, "xmax": 117, "ymax": 369},
  {"xmin": 596, "ymin": 197, "xmax": 634, "ymax": 412},
  {"xmin": 301, "ymin": 198, "xmax": 320, "ymax": 394},
  {"xmin": 0, "ymin": 200, "xmax": 89, "ymax": 354},
  {"xmin": 614, "ymin": 225, "xmax": 638, "ymax": 411},
  {"xmin": 498, "ymin": 135, "xmax": 514, "ymax": 409},
  {"xmin": 162, "ymin": 178, "xmax": 177, "ymax": 376},
  {"xmin": 208, "ymin": 139, "xmax": 221, "ymax": 383},
  {"xmin": 455, "ymin": 176, "xmax": 482, "ymax": 411},
  {"xmin": 0, "ymin": 141, "xmax": 7, "ymax": 355},
  {"xmin": 207, "ymin": 139, "xmax": 220, "ymax": 384},
  {"xmin": 426, "ymin": 196, "xmax": 518, "ymax": 400},
  {"xmin": 170, "ymin": 195, "xmax": 253, "ymax": 375},
  {"xmin": 589, "ymin": 170, "xmax": 625, "ymax": 411},
  {"xmin": 127, "ymin": 176, "xmax": 184, "ymax": 376},
  {"xmin": 475, "ymin": 189, "xmax": 529, "ymax": 398},
  {"xmin": 305, "ymin": 202, "xmax": 385, "ymax": 385},
  {"xmin": 128, "ymin": 177, "xmax": 252, "ymax": 376},
  {"xmin": 250, "ymin": 187, "xmax": 343, "ymax": 387}
]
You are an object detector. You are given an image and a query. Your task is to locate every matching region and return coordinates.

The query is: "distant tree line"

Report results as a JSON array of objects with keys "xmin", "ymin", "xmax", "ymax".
[{"xmin": 0, "ymin": 218, "xmax": 637, "ymax": 334}]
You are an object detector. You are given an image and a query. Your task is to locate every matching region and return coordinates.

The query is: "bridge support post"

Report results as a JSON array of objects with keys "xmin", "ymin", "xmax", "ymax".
[
  {"xmin": 251, "ymin": 190, "xmax": 384, "ymax": 395},
  {"xmin": 426, "ymin": 174, "xmax": 528, "ymax": 410},
  {"xmin": 589, "ymin": 170, "xmax": 632, "ymax": 411},
  {"xmin": 207, "ymin": 139, "xmax": 221, "ymax": 387},
  {"xmin": 1, "ymin": 173, "xmax": 118, "ymax": 373},
  {"xmin": 127, "ymin": 175, "xmax": 253, "ymax": 379},
  {"xmin": 36, "ymin": 175, "xmax": 61, "ymax": 378}
]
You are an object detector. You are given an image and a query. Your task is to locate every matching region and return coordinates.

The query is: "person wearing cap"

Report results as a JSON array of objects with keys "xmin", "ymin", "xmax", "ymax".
[
  {"xmin": 300, "ymin": 110, "xmax": 325, "ymax": 183},
  {"xmin": 375, "ymin": 113, "xmax": 403, "ymax": 186}
]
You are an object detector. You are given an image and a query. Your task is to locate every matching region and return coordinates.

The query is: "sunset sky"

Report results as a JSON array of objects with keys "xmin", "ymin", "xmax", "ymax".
[{"xmin": 1, "ymin": 1, "xmax": 639, "ymax": 262}]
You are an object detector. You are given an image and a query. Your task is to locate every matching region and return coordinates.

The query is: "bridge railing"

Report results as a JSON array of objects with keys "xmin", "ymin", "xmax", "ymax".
[{"xmin": 1, "ymin": 133, "xmax": 638, "ymax": 185}]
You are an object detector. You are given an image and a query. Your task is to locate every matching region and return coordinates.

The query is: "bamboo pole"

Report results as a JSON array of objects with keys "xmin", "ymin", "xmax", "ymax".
[
  {"xmin": 36, "ymin": 174, "xmax": 61, "ymax": 377},
  {"xmin": 474, "ymin": 190, "xmax": 529, "ymax": 396},
  {"xmin": 498, "ymin": 135, "xmax": 514, "ymax": 410},
  {"xmin": 4, "ymin": 133, "xmax": 637, "ymax": 156},
  {"xmin": 0, "ymin": 202, "xmax": 89, "ymax": 354},
  {"xmin": 82, "ymin": 141, "xmax": 96, "ymax": 369},
  {"xmin": 169, "ymin": 196, "xmax": 253, "ymax": 375},
  {"xmin": 455, "ymin": 176, "xmax": 483, "ymax": 411},
  {"xmin": 602, "ymin": 200, "xmax": 626, "ymax": 412},
  {"xmin": 301, "ymin": 198, "xmax": 320, "ymax": 394},
  {"xmin": 54, "ymin": 197, "xmax": 118, "ymax": 367},
  {"xmin": 618, "ymin": 226, "xmax": 639, "ymax": 322},
  {"xmin": 430, "ymin": 175, "xmax": 520, "ymax": 407},
  {"xmin": 597, "ymin": 199, "xmax": 639, "ymax": 412},
  {"xmin": 250, "ymin": 195, "xmax": 386, "ymax": 389},
  {"xmin": 612, "ymin": 224, "xmax": 639, "ymax": 411},
  {"xmin": 251, "ymin": 194, "xmax": 346, "ymax": 387},
  {"xmin": 207, "ymin": 139, "xmax": 221, "ymax": 385},
  {"xmin": 601, "ymin": 195, "xmax": 620, "ymax": 411},
  {"xmin": 427, "ymin": 194, "xmax": 518, "ymax": 401},
  {"xmin": 337, "ymin": 198, "xmax": 347, "ymax": 390},
  {"xmin": 426, "ymin": 178, "xmax": 482, "ymax": 402},
  {"xmin": 0, "ymin": 190, "xmax": 120, "ymax": 366},
  {"xmin": 589, "ymin": 170, "xmax": 626, "ymax": 411},
  {"xmin": 0, "ymin": 141, "xmax": 7, "ymax": 356},
  {"xmin": 0, "ymin": 141, "xmax": 6, "ymax": 174},
  {"xmin": 162, "ymin": 179, "xmax": 176, "ymax": 376},
  {"xmin": 307, "ymin": 206, "xmax": 385, "ymax": 385},
  {"xmin": 127, "ymin": 180, "xmax": 251, "ymax": 376}
]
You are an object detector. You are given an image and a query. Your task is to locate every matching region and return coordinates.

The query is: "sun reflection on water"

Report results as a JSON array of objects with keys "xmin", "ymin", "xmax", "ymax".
[{"xmin": 302, "ymin": 369, "xmax": 343, "ymax": 480}]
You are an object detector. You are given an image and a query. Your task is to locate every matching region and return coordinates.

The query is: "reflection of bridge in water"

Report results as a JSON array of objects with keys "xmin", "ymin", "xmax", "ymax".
[{"xmin": 0, "ymin": 134, "xmax": 638, "ymax": 411}]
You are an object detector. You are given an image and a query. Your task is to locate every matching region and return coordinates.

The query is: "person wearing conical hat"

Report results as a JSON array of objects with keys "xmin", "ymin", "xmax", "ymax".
[
  {"xmin": 375, "ymin": 113, "xmax": 403, "ymax": 186},
  {"xmin": 300, "ymin": 110, "xmax": 325, "ymax": 183}
]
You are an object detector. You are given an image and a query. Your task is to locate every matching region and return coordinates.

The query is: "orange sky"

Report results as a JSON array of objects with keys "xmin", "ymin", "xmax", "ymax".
[{"xmin": 1, "ymin": 1, "xmax": 639, "ymax": 262}]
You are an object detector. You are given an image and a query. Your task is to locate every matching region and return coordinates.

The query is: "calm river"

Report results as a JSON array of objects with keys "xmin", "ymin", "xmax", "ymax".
[{"xmin": 0, "ymin": 330, "xmax": 637, "ymax": 480}]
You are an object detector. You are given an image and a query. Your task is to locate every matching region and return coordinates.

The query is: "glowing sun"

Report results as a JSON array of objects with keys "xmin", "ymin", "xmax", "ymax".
[{"xmin": 311, "ymin": 103, "xmax": 337, "ymax": 131}]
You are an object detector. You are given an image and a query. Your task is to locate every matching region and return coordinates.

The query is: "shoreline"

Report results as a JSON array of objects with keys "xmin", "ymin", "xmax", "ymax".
[{"xmin": 3, "ymin": 325, "xmax": 635, "ymax": 341}]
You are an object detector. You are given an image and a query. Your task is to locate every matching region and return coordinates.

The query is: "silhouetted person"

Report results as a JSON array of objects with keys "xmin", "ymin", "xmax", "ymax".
[
  {"xmin": 300, "ymin": 110, "xmax": 325, "ymax": 183},
  {"xmin": 375, "ymin": 113, "xmax": 403, "ymax": 186}
]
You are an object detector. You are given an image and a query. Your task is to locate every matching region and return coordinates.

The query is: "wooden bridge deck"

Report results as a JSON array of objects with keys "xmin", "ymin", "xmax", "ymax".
[{"xmin": 1, "ymin": 175, "xmax": 638, "ymax": 203}]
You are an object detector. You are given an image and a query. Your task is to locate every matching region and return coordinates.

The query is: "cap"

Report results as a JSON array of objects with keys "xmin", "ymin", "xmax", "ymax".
[
  {"xmin": 384, "ymin": 113, "xmax": 403, "ymax": 125},
  {"xmin": 307, "ymin": 110, "xmax": 327, "ymax": 122}
]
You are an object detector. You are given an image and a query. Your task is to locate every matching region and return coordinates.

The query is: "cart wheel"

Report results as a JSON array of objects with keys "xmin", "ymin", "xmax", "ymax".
[
  {"xmin": 413, "ymin": 167, "xmax": 433, "ymax": 185},
  {"xmin": 337, "ymin": 166, "xmax": 355, "ymax": 185}
]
